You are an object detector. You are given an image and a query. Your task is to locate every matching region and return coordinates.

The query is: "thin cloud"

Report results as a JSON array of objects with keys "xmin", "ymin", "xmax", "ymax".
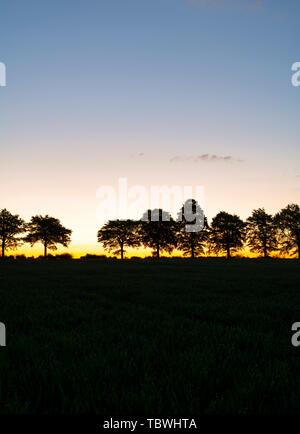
[
  {"xmin": 186, "ymin": 0, "xmax": 262, "ymax": 11},
  {"xmin": 129, "ymin": 152, "xmax": 145, "ymax": 160},
  {"xmin": 170, "ymin": 154, "xmax": 244, "ymax": 163}
]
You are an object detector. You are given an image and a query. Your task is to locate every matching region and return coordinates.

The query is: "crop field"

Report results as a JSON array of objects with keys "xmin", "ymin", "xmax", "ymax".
[{"xmin": 0, "ymin": 258, "xmax": 299, "ymax": 414}]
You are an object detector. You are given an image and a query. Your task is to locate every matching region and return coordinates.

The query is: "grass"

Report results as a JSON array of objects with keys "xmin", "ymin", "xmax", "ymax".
[{"xmin": 0, "ymin": 258, "xmax": 300, "ymax": 414}]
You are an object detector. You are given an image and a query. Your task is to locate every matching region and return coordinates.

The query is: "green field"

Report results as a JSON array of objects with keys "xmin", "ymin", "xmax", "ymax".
[{"xmin": 0, "ymin": 258, "xmax": 300, "ymax": 414}]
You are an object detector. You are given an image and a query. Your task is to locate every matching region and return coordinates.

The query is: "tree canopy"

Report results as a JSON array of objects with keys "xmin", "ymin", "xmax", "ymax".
[
  {"xmin": 24, "ymin": 215, "xmax": 72, "ymax": 258},
  {"xmin": 97, "ymin": 219, "xmax": 140, "ymax": 259},
  {"xmin": 139, "ymin": 209, "xmax": 177, "ymax": 258},
  {"xmin": 0, "ymin": 209, "xmax": 25, "ymax": 257},
  {"xmin": 246, "ymin": 208, "xmax": 277, "ymax": 258},
  {"xmin": 275, "ymin": 204, "xmax": 300, "ymax": 259},
  {"xmin": 176, "ymin": 200, "xmax": 209, "ymax": 258},
  {"xmin": 210, "ymin": 211, "xmax": 245, "ymax": 259}
]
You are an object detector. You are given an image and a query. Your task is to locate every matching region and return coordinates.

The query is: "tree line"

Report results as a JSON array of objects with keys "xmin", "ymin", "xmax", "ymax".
[
  {"xmin": 98, "ymin": 202, "xmax": 300, "ymax": 259},
  {"xmin": 0, "ymin": 211, "xmax": 72, "ymax": 258},
  {"xmin": 1, "ymin": 202, "xmax": 300, "ymax": 259}
]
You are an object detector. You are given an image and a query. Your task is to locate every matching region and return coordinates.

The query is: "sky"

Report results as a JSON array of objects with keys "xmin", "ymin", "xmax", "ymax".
[{"xmin": 0, "ymin": 0, "xmax": 299, "ymax": 257}]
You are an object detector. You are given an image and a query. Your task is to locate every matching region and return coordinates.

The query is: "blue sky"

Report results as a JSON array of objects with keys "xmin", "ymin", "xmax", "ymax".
[{"xmin": 0, "ymin": 0, "xmax": 299, "ymax": 254}]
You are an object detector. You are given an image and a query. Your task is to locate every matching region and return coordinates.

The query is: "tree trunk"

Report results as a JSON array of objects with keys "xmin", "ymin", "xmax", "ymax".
[
  {"xmin": 298, "ymin": 243, "xmax": 300, "ymax": 260},
  {"xmin": 191, "ymin": 234, "xmax": 195, "ymax": 259},
  {"xmin": 44, "ymin": 242, "xmax": 47, "ymax": 259},
  {"xmin": 226, "ymin": 244, "xmax": 231, "ymax": 259},
  {"xmin": 156, "ymin": 243, "xmax": 160, "ymax": 259},
  {"xmin": 263, "ymin": 234, "xmax": 268, "ymax": 258},
  {"xmin": 1, "ymin": 241, "xmax": 4, "ymax": 258},
  {"xmin": 264, "ymin": 245, "xmax": 268, "ymax": 258},
  {"xmin": 121, "ymin": 244, "xmax": 124, "ymax": 260}
]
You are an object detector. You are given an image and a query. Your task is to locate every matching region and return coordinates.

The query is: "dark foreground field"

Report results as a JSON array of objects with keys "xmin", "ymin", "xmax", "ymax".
[{"xmin": 0, "ymin": 258, "xmax": 300, "ymax": 414}]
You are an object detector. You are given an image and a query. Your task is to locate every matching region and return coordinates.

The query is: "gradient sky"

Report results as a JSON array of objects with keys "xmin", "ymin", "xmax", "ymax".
[{"xmin": 0, "ymin": 0, "xmax": 299, "ymax": 257}]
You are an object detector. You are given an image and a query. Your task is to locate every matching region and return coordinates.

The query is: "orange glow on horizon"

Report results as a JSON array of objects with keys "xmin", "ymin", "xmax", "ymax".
[{"xmin": 5, "ymin": 244, "xmax": 296, "ymax": 260}]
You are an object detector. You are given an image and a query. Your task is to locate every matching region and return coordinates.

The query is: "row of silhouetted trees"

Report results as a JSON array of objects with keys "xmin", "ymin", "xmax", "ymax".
[
  {"xmin": 97, "ymin": 202, "xmax": 300, "ymax": 259},
  {"xmin": 0, "ymin": 210, "xmax": 72, "ymax": 258},
  {"xmin": 1, "ymin": 202, "xmax": 300, "ymax": 259}
]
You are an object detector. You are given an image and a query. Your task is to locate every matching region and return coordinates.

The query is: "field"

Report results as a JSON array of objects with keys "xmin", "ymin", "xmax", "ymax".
[{"xmin": 0, "ymin": 258, "xmax": 300, "ymax": 414}]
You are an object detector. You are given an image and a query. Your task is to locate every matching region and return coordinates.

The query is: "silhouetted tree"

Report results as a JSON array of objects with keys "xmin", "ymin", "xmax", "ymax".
[
  {"xmin": 275, "ymin": 204, "xmax": 300, "ymax": 259},
  {"xmin": 176, "ymin": 199, "xmax": 209, "ymax": 258},
  {"xmin": 24, "ymin": 215, "xmax": 72, "ymax": 258},
  {"xmin": 140, "ymin": 209, "xmax": 177, "ymax": 259},
  {"xmin": 210, "ymin": 211, "xmax": 245, "ymax": 259},
  {"xmin": 246, "ymin": 208, "xmax": 277, "ymax": 258},
  {"xmin": 97, "ymin": 219, "xmax": 140, "ymax": 259},
  {"xmin": 0, "ymin": 209, "xmax": 25, "ymax": 257}
]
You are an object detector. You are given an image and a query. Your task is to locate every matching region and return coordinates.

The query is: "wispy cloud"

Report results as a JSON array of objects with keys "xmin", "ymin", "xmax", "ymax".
[
  {"xmin": 186, "ymin": 0, "xmax": 262, "ymax": 11},
  {"xmin": 170, "ymin": 154, "xmax": 244, "ymax": 163},
  {"xmin": 129, "ymin": 152, "xmax": 145, "ymax": 160}
]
